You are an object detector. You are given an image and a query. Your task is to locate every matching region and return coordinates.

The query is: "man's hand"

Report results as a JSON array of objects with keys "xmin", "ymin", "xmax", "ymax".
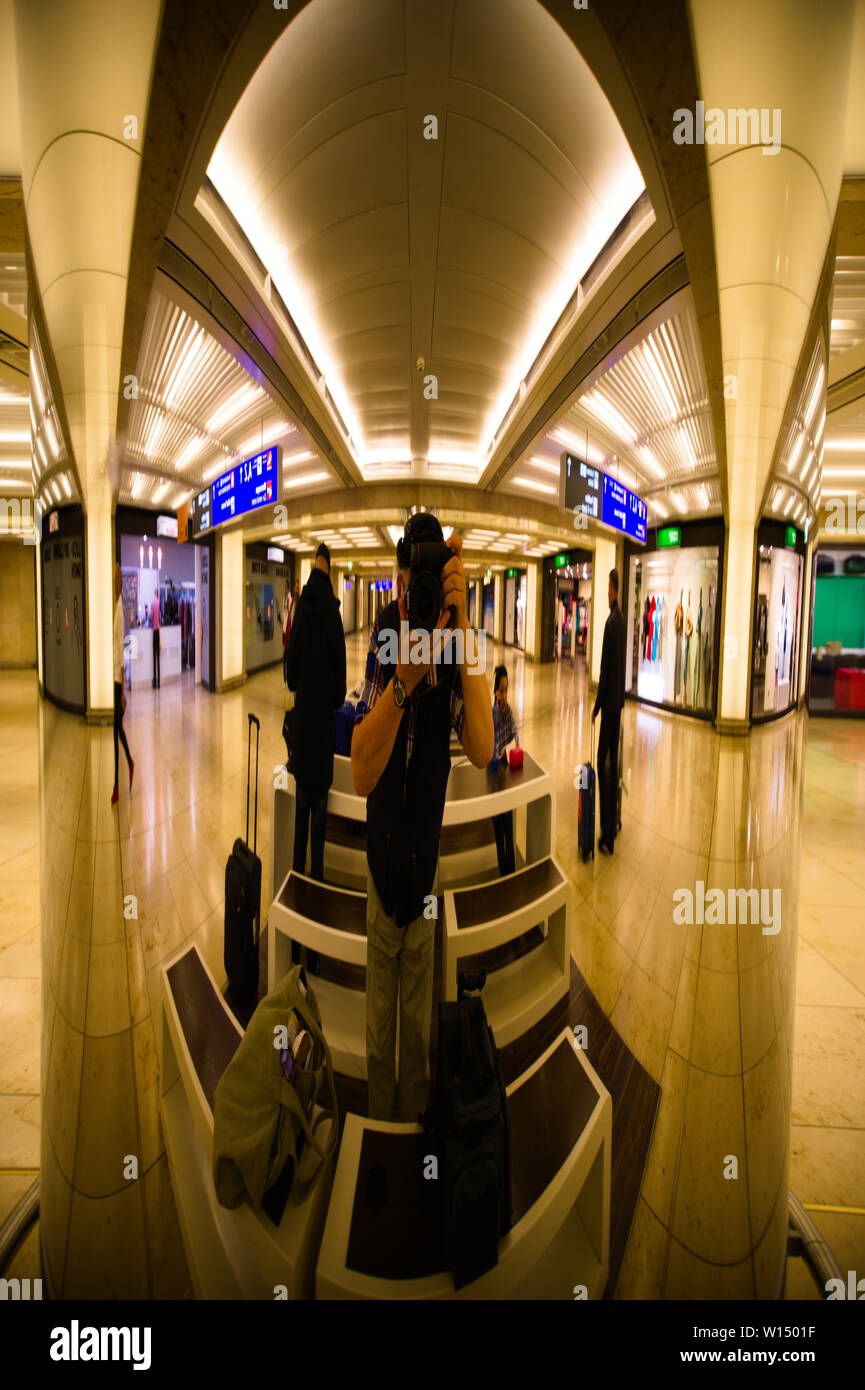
[
  {"xmin": 396, "ymin": 588, "xmax": 435, "ymax": 694},
  {"xmin": 440, "ymin": 534, "xmax": 468, "ymax": 631}
]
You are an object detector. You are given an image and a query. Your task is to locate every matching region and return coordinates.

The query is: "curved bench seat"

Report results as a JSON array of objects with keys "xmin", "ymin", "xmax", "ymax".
[{"xmin": 316, "ymin": 1027, "xmax": 611, "ymax": 1299}]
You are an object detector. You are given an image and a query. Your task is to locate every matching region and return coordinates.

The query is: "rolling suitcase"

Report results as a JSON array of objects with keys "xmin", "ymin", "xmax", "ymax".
[
  {"xmin": 616, "ymin": 722, "xmax": 624, "ymax": 834},
  {"xmin": 224, "ymin": 713, "xmax": 262, "ymax": 1005},
  {"xmin": 578, "ymin": 724, "xmax": 595, "ymax": 862}
]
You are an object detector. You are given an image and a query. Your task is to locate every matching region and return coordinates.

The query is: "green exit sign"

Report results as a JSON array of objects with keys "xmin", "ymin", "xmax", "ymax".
[
  {"xmin": 555, "ymin": 553, "xmax": 569, "ymax": 568},
  {"xmin": 347, "ymin": 560, "xmax": 353, "ymax": 570},
  {"xmin": 658, "ymin": 526, "xmax": 681, "ymax": 548},
  {"xmin": 785, "ymin": 525, "xmax": 797, "ymax": 548},
  {"xmin": 507, "ymin": 567, "xmax": 517, "ymax": 579}
]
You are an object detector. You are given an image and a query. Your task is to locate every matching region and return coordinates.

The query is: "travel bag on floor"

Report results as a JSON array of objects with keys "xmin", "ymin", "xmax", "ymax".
[
  {"xmin": 213, "ymin": 964, "xmax": 339, "ymax": 1222},
  {"xmin": 334, "ymin": 699, "xmax": 356, "ymax": 755},
  {"xmin": 578, "ymin": 724, "xmax": 596, "ymax": 862},
  {"xmin": 224, "ymin": 713, "xmax": 262, "ymax": 1005},
  {"xmin": 421, "ymin": 971, "xmax": 512, "ymax": 1290}
]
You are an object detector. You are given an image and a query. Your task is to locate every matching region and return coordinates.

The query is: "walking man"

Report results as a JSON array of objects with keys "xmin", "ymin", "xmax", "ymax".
[{"xmin": 592, "ymin": 568, "xmax": 625, "ymax": 854}]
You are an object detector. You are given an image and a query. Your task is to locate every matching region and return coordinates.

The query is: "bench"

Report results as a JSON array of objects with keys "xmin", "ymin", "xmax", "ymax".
[
  {"xmin": 316, "ymin": 1027, "xmax": 611, "ymax": 1299},
  {"xmin": 268, "ymin": 872, "xmax": 368, "ymax": 1078},
  {"xmin": 160, "ymin": 943, "xmax": 334, "ymax": 1299},
  {"xmin": 442, "ymin": 857, "xmax": 570, "ymax": 1048}
]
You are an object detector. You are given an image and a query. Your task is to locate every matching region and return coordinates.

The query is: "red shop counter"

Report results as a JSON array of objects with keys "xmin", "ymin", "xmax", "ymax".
[{"xmin": 835, "ymin": 668, "xmax": 865, "ymax": 711}]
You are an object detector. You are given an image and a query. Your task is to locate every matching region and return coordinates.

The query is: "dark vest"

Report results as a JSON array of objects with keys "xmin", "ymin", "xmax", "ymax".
[{"xmin": 366, "ymin": 600, "xmax": 456, "ymax": 927}]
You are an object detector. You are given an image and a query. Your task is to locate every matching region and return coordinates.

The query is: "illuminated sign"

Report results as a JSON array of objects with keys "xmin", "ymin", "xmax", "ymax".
[
  {"xmin": 48, "ymin": 511, "xmax": 59, "ymax": 534},
  {"xmin": 156, "ymin": 515, "xmax": 177, "ymax": 539},
  {"xmin": 555, "ymin": 553, "xmax": 569, "ymax": 568},
  {"xmin": 601, "ymin": 474, "xmax": 647, "ymax": 544},
  {"xmin": 189, "ymin": 446, "xmax": 280, "ymax": 536},
  {"xmin": 657, "ymin": 526, "xmax": 681, "ymax": 548},
  {"xmin": 785, "ymin": 525, "xmax": 797, "ymax": 549},
  {"xmin": 562, "ymin": 453, "xmax": 600, "ymax": 520},
  {"xmin": 267, "ymin": 546, "xmax": 284, "ymax": 562},
  {"xmin": 561, "ymin": 453, "xmax": 647, "ymax": 544}
]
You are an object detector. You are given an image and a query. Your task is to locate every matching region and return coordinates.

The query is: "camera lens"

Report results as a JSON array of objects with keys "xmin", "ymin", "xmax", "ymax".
[{"xmin": 407, "ymin": 570, "xmax": 441, "ymax": 632}]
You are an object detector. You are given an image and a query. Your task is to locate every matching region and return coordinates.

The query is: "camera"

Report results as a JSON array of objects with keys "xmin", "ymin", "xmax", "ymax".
[{"xmin": 397, "ymin": 531, "xmax": 455, "ymax": 633}]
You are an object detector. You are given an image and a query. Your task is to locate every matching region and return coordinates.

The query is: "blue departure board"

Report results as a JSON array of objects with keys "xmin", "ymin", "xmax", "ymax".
[
  {"xmin": 602, "ymin": 474, "xmax": 647, "ymax": 544},
  {"xmin": 561, "ymin": 451, "xmax": 646, "ymax": 544},
  {"xmin": 190, "ymin": 446, "xmax": 279, "ymax": 535}
]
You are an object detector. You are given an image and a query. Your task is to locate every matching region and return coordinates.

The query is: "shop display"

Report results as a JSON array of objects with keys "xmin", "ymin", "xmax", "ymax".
[
  {"xmin": 809, "ymin": 548, "xmax": 865, "ymax": 713},
  {"xmin": 751, "ymin": 545, "xmax": 802, "ymax": 717},
  {"xmin": 626, "ymin": 545, "xmax": 719, "ymax": 714}
]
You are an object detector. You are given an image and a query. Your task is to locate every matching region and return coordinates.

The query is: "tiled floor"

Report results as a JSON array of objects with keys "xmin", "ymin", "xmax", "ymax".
[{"xmin": 1, "ymin": 635, "xmax": 863, "ymax": 1297}]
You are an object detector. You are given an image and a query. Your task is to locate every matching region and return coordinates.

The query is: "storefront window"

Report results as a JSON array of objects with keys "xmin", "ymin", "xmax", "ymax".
[
  {"xmin": 626, "ymin": 544, "xmax": 719, "ymax": 714},
  {"xmin": 809, "ymin": 549, "xmax": 865, "ymax": 713},
  {"xmin": 751, "ymin": 543, "xmax": 803, "ymax": 718}
]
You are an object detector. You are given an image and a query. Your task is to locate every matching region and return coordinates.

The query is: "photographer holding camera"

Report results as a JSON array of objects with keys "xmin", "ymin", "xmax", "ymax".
[{"xmin": 352, "ymin": 512, "xmax": 494, "ymax": 1121}]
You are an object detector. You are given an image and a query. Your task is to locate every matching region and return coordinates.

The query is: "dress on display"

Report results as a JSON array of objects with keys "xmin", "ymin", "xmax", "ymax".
[
  {"xmin": 683, "ymin": 598, "xmax": 693, "ymax": 705},
  {"xmin": 694, "ymin": 593, "xmax": 703, "ymax": 705},
  {"xmin": 651, "ymin": 599, "xmax": 659, "ymax": 662},
  {"xmin": 674, "ymin": 594, "xmax": 684, "ymax": 700}
]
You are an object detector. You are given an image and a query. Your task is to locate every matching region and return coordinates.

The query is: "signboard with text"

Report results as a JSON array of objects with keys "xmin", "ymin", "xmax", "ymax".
[
  {"xmin": 189, "ymin": 446, "xmax": 280, "ymax": 537},
  {"xmin": 561, "ymin": 452, "xmax": 647, "ymax": 545}
]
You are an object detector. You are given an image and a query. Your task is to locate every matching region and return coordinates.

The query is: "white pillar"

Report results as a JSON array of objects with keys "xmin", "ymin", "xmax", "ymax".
[{"xmin": 218, "ymin": 529, "xmax": 244, "ymax": 688}]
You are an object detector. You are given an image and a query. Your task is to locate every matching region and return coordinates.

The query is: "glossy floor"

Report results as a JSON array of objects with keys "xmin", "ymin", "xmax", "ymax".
[{"xmin": 1, "ymin": 636, "xmax": 863, "ymax": 1297}]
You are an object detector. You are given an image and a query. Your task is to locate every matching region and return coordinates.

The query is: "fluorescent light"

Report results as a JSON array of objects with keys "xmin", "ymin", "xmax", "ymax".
[
  {"xmin": 60, "ymin": 473, "xmax": 72, "ymax": 498},
  {"xmin": 0, "ymin": 430, "xmax": 30, "ymax": 443},
  {"xmin": 528, "ymin": 456, "xmax": 561, "ymax": 476},
  {"xmin": 205, "ymin": 382, "xmax": 260, "ymax": 436},
  {"xmin": 669, "ymin": 491, "xmax": 687, "ymax": 515},
  {"xmin": 164, "ymin": 326, "xmax": 206, "ymax": 408},
  {"xmin": 283, "ymin": 470, "xmax": 328, "ymax": 490},
  {"xmin": 637, "ymin": 446, "xmax": 666, "ymax": 481},
  {"xmin": 649, "ymin": 496, "xmax": 670, "ymax": 518},
  {"xmin": 513, "ymin": 476, "xmax": 556, "ymax": 495},
  {"xmin": 824, "ymin": 437, "xmax": 865, "ymax": 451},
  {"xmin": 802, "ymin": 363, "xmax": 825, "ymax": 430},
  {"xmin": 822, "ymin": 467, "xmax": 865, "ymax": 479},
  {"xmin": 581, "ymin": 390, "xmax": 637, "ymax": 446}
]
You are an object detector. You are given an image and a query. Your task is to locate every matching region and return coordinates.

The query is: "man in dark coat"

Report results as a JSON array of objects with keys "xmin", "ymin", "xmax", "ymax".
[
  {"xmin": 592, "ymin": 567, "xmax": 626, "ymax": 854},
  {"xmin": 286, "ymin": 543, "xmax": 347, "ymax": 917}
]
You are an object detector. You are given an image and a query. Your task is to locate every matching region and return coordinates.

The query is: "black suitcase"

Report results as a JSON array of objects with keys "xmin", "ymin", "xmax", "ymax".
[
  {"xmin": 616, "ymin": 722, "xmax": 624, "ymax": 834},
  {"xmin": 422, "ymin": 971, "xmax": 512, "ymax": 1290},
  {"xmin": 224, "ymin": 713, "xmax": 262, "ymax": 1004}
]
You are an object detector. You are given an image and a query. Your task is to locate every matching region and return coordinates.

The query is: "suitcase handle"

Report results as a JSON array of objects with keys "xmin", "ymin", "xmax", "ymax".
[{"xmin": 247, "ymin": 713, "xmax": 260, "ymax": 853}]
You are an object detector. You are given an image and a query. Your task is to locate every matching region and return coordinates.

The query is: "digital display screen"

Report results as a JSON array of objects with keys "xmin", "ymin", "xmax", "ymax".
[
  {"xmin": 602, "ymin": 474, "xmax": 647, "ymax": 544},
  {"xmin": 190, "ymin": 447, "xmax": 279, "ymax": 537}
]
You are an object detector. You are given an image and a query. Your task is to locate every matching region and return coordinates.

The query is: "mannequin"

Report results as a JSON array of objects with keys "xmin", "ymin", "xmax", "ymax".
[
  {"xmin": 683, "ymin": 590, "xmax": 693, "ymax": 704},
  {"xmin": 674, "ymin": 589, "xmax": 684, "ymax": 700},
  {"xmin": 694, "ymin": 587, "xmax": 703, "ymax": 704},
  {"xmin": 652, "ymin": 594, "xmax": 660, "ymax": 662},
  {"xmin": 703, "ymin": 584, "xmax": 714, "ymax": 705}
]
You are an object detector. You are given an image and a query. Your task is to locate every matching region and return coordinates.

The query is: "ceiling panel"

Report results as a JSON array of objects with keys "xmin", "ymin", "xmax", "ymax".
[{"xmin": 207, "ymin": 0, "xmax": 645, "ymax": 481}]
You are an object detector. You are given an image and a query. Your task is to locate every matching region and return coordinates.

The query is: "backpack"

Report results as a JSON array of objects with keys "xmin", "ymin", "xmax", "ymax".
[{"xmin": 422, "ymin": 971, "xmax": 512, "ymax": 1289}]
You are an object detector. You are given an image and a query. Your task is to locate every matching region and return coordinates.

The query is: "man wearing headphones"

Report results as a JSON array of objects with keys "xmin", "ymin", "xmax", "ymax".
[{"xmin": 352, "ymin": 513, "xmax": 494, "ymax": 1121}]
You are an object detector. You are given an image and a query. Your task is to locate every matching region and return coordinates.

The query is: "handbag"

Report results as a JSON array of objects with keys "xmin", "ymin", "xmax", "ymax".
[{"xmin": 213, "ymin": 966, "xmax": 339, "ymax": 1220}]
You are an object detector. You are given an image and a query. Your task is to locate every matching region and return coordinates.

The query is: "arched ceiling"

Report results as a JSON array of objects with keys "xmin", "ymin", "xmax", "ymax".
[{"xmin": 206, "ymin": 0, "xmax": 645, "ymax": 483}]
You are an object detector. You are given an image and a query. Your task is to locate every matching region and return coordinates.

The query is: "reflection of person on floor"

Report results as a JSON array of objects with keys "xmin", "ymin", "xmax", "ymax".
[
  {"xmin": 592, "ymin": 568, "xmax": 625, "ymax": 855},
  {"xmin": 351, "ymin": 514, "xmax": 494, "ymax": 1123},
  {"xmin": 151, "ymin": 591, "xmax": 161, "ymax": 689},
  {"xmin": 111, "ymin": 563, "xmax": 134, "ymax": 806},
  {"xmin": 490, "ymin": 665, "xmax": 519, "ymax": 876}
]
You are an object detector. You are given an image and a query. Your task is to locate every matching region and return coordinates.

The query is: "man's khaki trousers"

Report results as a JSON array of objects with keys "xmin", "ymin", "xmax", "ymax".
[{"xmin": 365, "ymin": 870, "xmax": 435, "ymax": 1122}]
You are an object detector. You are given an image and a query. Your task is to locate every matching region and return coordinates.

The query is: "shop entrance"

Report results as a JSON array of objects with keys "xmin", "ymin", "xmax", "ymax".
[
  {"xmin": 119, "ymin": 526, "xmax": 200, "ymax": 691},
  {"xmin": 555, "ymin": 561, "xmax": 590, "ymax": 662},
  {"xmin": 505, "ymin": 568, "xmax": 526, "ymax": 649},
  {"xmin": 807, "ymin": 547, "xmax": 865, "ymax": 714}
]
